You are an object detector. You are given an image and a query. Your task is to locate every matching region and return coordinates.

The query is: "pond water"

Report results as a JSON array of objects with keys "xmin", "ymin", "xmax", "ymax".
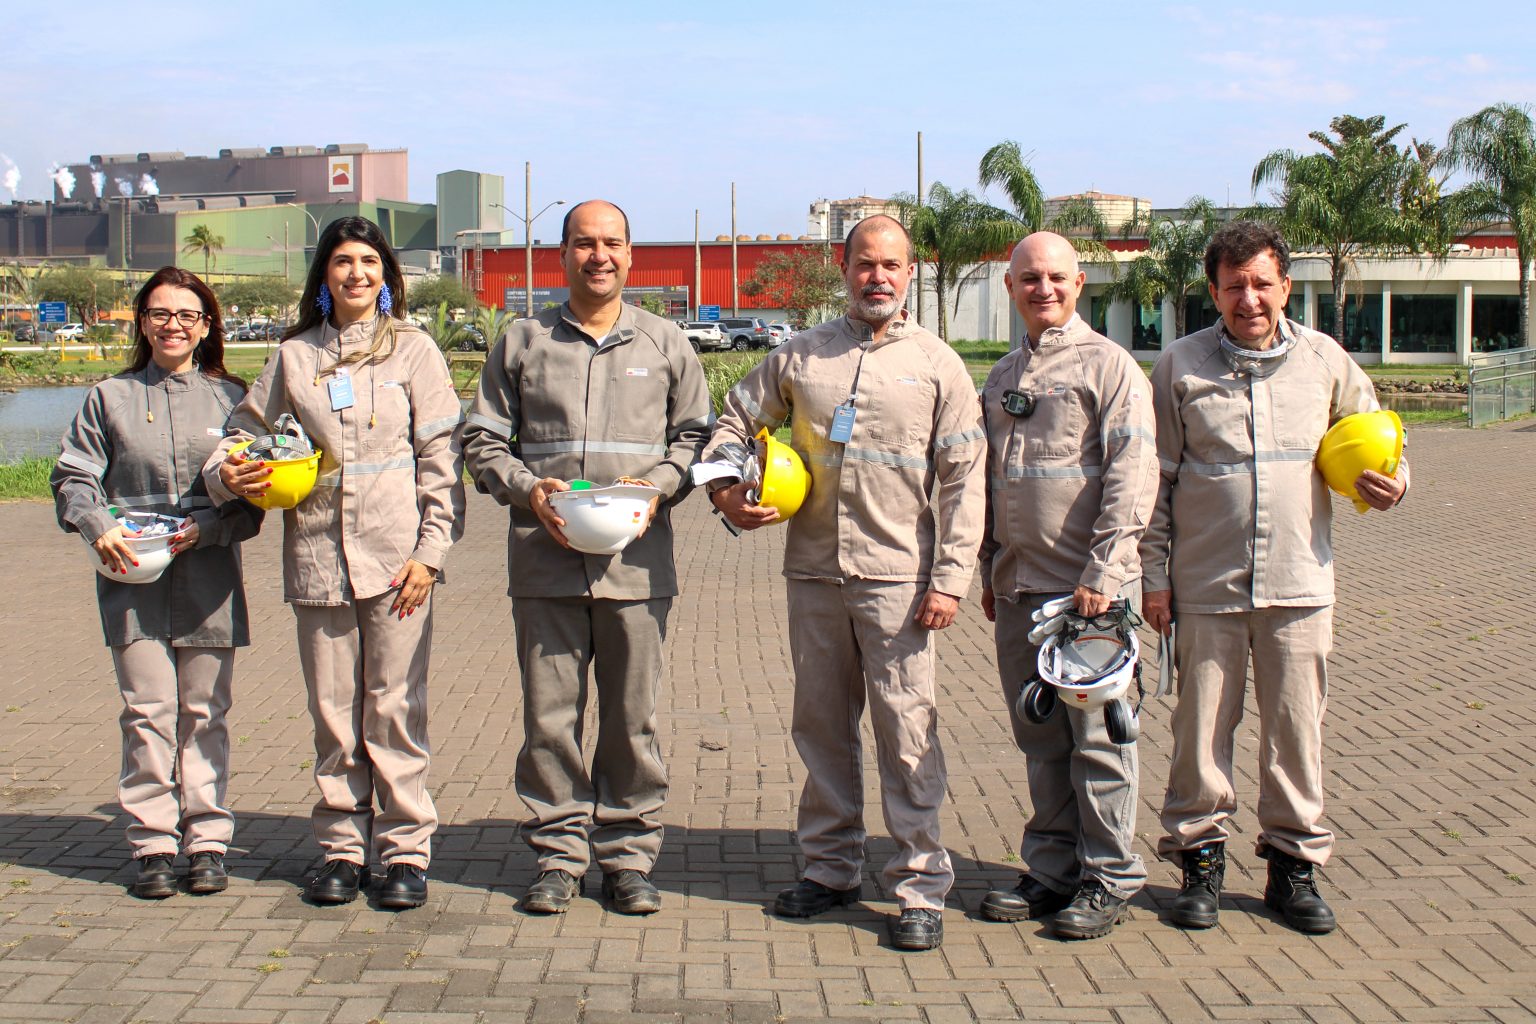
[
  {"xmin": 0, "ymin": 385, "xmax": 90, "ymax": 460},
  {"xmin": 1377, "ymin": 392, "xmax": 1466, "ymax": 413}
]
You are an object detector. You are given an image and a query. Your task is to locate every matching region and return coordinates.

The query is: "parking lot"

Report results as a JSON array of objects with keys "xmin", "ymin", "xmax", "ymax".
[{"xmin": 0, "ymin": 422, "xmax": 1532, "ymax": 1022}]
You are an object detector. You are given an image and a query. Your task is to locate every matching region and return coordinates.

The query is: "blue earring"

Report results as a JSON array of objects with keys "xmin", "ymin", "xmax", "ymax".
[
  {"xmin": 377, "ymin": 284, "xmax": 393, "ymax": 316},
  {"xmin": 317, "ymin": 284, "xmax": 333, "ymax": 317}
]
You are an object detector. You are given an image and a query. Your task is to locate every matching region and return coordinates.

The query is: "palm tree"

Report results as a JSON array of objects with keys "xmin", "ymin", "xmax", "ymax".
[
  {"xmin": 182, "ymin": 224, "xmax": 225, "ymax": 278},
  {"xmin": 897, "ymin": 183, "xmax": 1023, "ymax": 342},
  {"xmin": 1103, "ymin": 197, "xmax": 1223, "ymax": 342},
  {"xmin": 1444, "ymin": 102, "xmax": 1536, "ymax": 349},
  {"xmin": 1252, "ymin": 114, "xmax": 1442, "ymax": 345},
  {"xmin": 977, "ymin": 140, "xmax": 1112, "ymax": 260}
]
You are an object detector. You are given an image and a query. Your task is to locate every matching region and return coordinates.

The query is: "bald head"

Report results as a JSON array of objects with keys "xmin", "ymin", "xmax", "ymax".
[
  {"xmin": 844, "ymin": 214, "xmax": 915, "ymax": 264},
  {"xmin": 1006, "ymin": 231, "xmax": 1086, "ymax": 340},
  {"xmin": 561, "ymin": 199, "xmax": 631, "ymax": 245}
]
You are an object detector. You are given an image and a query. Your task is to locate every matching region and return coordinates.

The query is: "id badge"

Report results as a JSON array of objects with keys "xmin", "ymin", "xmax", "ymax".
[
  {"xmin": 829, "ymin": 403, "xmax": 857, "ymax": 443},
  {"xmin": 328, "ymin": 369, "xmax": 355, "ymax": 411}
]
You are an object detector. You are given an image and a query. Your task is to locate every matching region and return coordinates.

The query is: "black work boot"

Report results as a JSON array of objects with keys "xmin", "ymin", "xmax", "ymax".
[
  {"xmin": 306, "ymin": 860, "xmax": 364, "ymax": 905},
  {"xmin": 773, "ymin": 878, "xmax": 861, "ymax": 918},
  {"xmin": 602, "ymin": 869, "xmax": 661, "ymax": 915},
  {"xmin": 186, "ymin": 852, "xmax": 228, "ymax": 894},
  {"xmin": 1053, "ymin": 879, "xmax": 1128, "ymax": 940},
  {"xmin": 523, "ymin": 869, "xmax": 582, "ymax": 914},
  {"xmin": 889, "ymin": 908, "xmax": 943, "ymax": 951},
  {"xmin": 376, "ymin": 864, "xmax": 429, "ymax": 910},
  {"xmin": 1263, "ymin": 849, "xmax": 1337, "ymax": 934},
  {"xmin": 979, "ymin": 873, "xmax": 1073, "ymax": 922},
  {"xmin": 131, "ymin": 854, "xmax": 177, "ymax": 899},
  {"xmin": 1168, "ymin": 842, "xmax": 1224, "ymax": 929}
]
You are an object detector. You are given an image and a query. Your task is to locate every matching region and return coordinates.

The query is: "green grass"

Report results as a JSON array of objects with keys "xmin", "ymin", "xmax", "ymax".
[
  {"xmin": 0, "ymin": 456, "xmax": 55, "ymax": 501},
  {"xmin": 1399, "ymin": 409, "xmax": 1466, "ymax": 425}
]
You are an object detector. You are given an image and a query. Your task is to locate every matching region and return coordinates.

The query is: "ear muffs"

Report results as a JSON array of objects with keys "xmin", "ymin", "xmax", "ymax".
[
  {"xmin": 1017, "ymin": 677, "xmax": 1057, "ymax": 725},
  {"xmin": 1104, "ymin": 698, "xmax": 1139, "ymax": 745}
]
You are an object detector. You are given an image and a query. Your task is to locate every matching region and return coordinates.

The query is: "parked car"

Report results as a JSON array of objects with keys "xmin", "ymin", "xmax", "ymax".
[
  {"xmin": 454, "ymin": 325, "xmax": 487, "ymax": 352},
  {"xmin": 717, "ymin": 317, "xmax": 773, "ymax": 351},
  {"xmin": 233, "ymin": 323, "xmax": 283, "ymax": 342},
  {"xmin": 8, "ymin": 322, "xmax": 36, "ymax": 343},
  {"xmin": 678, "ymin": 321, "xmax": 730, "ymax": 353},
  {"xmin": 54, "ymin": 323, "xmax": 86, "ymax": 341},
  {"xmin": 766, "ymin": 322, "xmax": 795, "ymax": 345}
]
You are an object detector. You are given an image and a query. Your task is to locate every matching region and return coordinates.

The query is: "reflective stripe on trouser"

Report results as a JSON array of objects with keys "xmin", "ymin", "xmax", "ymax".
[
  {"xmin": 111, "ymin": 639, "xmax": 235, "ymax": 859},
  {"xmin": 994, "ymin": 589, "xmax": 1147, "ymax": 901},
  {"xmin": 512, "ymin": 596, "xmax": 671, "ymax": 874},
  {"xmin": 1158, "ymin": 606, "xmax": 1334, "ymax": 866},
  {"xmin": 294, "ymin": 593, "xmax": 437, "ymax": 868},
  {"xmin": 787, "ymin": 578, "xmax": 953, "ymax": 911}
]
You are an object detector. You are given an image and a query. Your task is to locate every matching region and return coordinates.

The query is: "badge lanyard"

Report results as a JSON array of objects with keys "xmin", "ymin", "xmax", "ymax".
[{"xmin": 828, "ymin": 346, "xmax": 869, "ymax": 444}]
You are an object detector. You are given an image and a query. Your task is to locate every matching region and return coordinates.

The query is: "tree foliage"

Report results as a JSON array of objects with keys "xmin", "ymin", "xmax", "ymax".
[
  {"xmin": 1444, "ymin": 102, "xmax": 1536, "ymax": 349},
  {"xmin": 740, "ymin": 244, "xmax": 845, "ymax": 327},
  {"xmin": 897, "ymin": 184, "xmax": 1023, "ymax": 342},
  {"xmin": 181, "ymin": 224, "xmax": 224, "ymax": 278},
  {"xmin": 422, "ymin": 301, "xmax": 474, "ymax": 353},
  {"xmin": 36, "ymin": 266, "xmax": 125, "ymax": 327},
  {"xmin": 978, "ymin": 140, "xmax": 1113, "ymax": 263},
  {"xmin": 1103, "ymin": 197, "xmax": 1223, "ymax": 342},
  {"xmin": 217, "ymin": 276, "xmax": 299, "ymax": 319},
  {"xmin": 406, "ymin": 274, "xmax": 478, "ymax": 314},
  {"xmin": 1251, "ymin": 114, "xmax": 1447, "ymax": 344}
]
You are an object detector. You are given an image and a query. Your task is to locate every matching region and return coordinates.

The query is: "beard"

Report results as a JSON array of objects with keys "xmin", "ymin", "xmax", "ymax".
[{"xmin": 848, "ymin": 282, "xmax": 908, "ymax": 324}]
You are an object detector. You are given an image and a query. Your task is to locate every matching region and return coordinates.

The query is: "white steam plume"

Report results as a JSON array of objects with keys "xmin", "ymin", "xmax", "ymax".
[
  {"xmin": 137, "ymin": 173, "xmax": 159, "ymax": 196},
  {"xmin": 1, "ymin": 155, "xmax": 19, "ymax": 199},
  {"xmin": 114, "ymin": 177, "xmax": 132, "ymax": 198},
  {"xmin": 90, "ymin": 168, "xmax": 105, "ymax": 198},
  {"xmin": 51, "ymin": 163, "xmax": 77, "ymax": 199}
]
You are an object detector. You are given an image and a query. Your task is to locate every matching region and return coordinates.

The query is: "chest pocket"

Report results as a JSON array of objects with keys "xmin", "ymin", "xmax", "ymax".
[
  {"xmin": 1265, "ymin": 358, "xmax": 1331, "ymax": 451},
  {"xmin": 858, "ymin": 371, "xmax": 933, "ymax": 451},
  {"xmin": 1021, "ymin": 381, "xmax": 1087, "ymax": 459},
  {"xmin": 609, "ymin": 366, "xmax": 669, "ymax": 443},
  {"xmin": 363, "ymin": 381, "xmax": 413, "ymax": 455},
  {"xmin": 1181, "ymin": 375, "xmax": 1255, "ymax": 464}
]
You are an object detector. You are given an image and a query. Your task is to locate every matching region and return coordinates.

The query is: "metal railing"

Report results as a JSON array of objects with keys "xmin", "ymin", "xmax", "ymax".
[{"xmin": 1468, "ymin": 347, "xmax": 1536, "ymax": 426}]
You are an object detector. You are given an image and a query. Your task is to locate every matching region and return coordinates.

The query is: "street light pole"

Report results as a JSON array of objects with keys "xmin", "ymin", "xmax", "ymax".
[
  {"xmin": 493, "ymin": 167, "xmax": 564, "ymax": 319},
  {"xmin": 284, "ymin": 203, "xmax": 320, "ymax": 283}
]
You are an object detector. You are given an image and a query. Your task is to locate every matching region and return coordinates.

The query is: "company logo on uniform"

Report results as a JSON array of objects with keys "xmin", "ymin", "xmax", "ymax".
[
  {"xmin": 1046, "ymin": 384, "xmax": 1068, "ymax": 396},
  {"xmin": 897, "ymin": 376, "xmax": 919, "ymax": 385},
  {"xmin": 625, "ymin": 367, "xmax": 649, "ymax": 377}
]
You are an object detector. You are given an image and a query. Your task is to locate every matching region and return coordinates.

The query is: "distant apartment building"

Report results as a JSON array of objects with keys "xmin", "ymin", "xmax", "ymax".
[{"xmin": 806, "ymin": 196, "xmax": 902, "ymax": 241}]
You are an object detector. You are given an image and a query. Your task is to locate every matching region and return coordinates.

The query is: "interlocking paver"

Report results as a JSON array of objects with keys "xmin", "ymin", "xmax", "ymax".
[{"xmin": 2, "ymin": 422, "xmax": 1534, "ymax": 1021}]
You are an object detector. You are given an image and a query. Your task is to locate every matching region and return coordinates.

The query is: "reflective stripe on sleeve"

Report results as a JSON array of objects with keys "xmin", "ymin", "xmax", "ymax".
[
  {"xmin": 519, "ymin": 440, "xmax": 667, "ymax": 457},
  {"xmin": 464, "ymin": 412, "xmax": 512, "ymax": 439},
  {"xmin": 415, "ymin": 413, "xmax": 463, "ymax": 441},
  {"xmin": 56, "ymin": 451, "xmax": 107, "ymax": 478},
  {"xmin": 936, "ymin": 426, "xmax": 985, "ymax": 449}
]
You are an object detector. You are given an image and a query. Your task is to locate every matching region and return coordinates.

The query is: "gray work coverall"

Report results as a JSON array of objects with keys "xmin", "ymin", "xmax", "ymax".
[
  {"xmin": 53, "ymin": 363, "xmax": 263, "ymax": 860},
  {"xmin": 705, "ymin": 311, "xmax": 986, "ymax": 911},
  {"xmin": 1141, "ymin": 319, "xmax": 1408, "ymax": 867},
  {"xmin": 978, "ymin": 316, "xmax": 1158, "ymax": 902},
  {"xmin": 206, "ymin": 318, "xmax": 465, "ymax": 869},
  {"xmin": 462, "ymin": 302, "xmax": 711, "ymax": 875}
]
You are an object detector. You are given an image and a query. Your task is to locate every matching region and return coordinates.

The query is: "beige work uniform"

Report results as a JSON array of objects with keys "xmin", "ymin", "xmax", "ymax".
[
  {"xmin": 53, "ymin": 365, "xmax": 262, "ymax": 860},
  {"xmin": 1141, "ymin": 320, "xmax": 1405, "ymax": 866},
  {"xmin": 207, "ymin": 318, "xmax": 465, "ymax": 868},
  {"xmin": 462, "ymin": 303, "xmax": 711, "ymax": 874},
  {"xmin": 706, "ymin": 312, "xmax": 986, "ymax": 910},
  {"xmin": 978, "ymin": 318, "xmax": 1158, "ymax": 900}
]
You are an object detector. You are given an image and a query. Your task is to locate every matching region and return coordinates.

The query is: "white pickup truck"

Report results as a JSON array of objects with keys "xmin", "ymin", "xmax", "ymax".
[{"xmin": 678, "ymin": 321, "xmax": 731, "ymax": 353}]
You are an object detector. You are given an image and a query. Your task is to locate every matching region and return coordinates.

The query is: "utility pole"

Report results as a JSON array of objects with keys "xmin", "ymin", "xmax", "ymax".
[
  {"xmin": 525, "ymin": 161, "xmax": 534, "ymax": 318},
  {"xmin": 916, "ymin": 131, "xmax": 924, "ymax": 326},
  {"xmin": 283, "ymin": 220, "xmax": 290, "ymax": 281},
  {"xmin": 693, "ymin": 209, "xmax": 701, "ymax": 320},
  {"xmin": 730, "ymin": 182, "xmax": 739, "ymax": 317}
]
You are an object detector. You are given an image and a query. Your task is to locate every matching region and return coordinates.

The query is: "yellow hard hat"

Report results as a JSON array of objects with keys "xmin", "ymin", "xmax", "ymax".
[
  {"xmin": 751, "ymin": 427, "xmax": 810, "ymax": 522},
  {"xmin": 1315, "ymin": 410, "xmax": 1403, "ymax": 513},
  {"xmin": 228, "ymin": 440, "xmax": 323, "ymax": 510}
]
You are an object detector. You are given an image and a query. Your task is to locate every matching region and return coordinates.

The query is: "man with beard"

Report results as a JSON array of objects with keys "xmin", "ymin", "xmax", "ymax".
[{"xmin": 705, "ymin": 215, "xmax": 986, "ymax": 951}]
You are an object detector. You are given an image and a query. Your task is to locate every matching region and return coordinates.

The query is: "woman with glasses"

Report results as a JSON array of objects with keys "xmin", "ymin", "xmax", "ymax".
[
  {"xmin": 52, "ymin": 266, "xmax": 263, "ymax": 899},
  {"xmin": 207, "ymin": 216, "xmax": 464, "ymax": 910}
]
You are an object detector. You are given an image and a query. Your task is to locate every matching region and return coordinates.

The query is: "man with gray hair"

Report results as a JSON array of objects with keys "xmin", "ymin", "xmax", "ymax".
[
  {"xmin": 706, "ymin": 215, "xmax": 986, "ymax": 951},
  {"xmin": 977, "ymin": 231, "xmax": 1159, "ymax": 939}
]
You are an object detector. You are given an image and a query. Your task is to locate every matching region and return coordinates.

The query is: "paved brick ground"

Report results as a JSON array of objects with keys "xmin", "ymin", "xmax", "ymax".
[{"xmin": 1, "ymin": 422, "xmax": 1533, "ymax": 1024}]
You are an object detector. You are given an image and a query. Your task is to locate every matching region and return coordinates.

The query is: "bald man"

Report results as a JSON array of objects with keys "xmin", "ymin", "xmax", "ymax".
[
  {"xmin": 977, "ymin": 232, "xmax": 1159, "ymax": 940},
  {"xmin": 463, "ymin": 200, "xmax": 711, "ymax": 916},
  {"xmin": 705, "ymin": 216, "xmax": 986, "ymax": 952}
]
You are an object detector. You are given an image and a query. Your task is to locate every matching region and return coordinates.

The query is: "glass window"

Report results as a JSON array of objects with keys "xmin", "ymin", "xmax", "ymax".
[
  {"xmin": 1182, "ymin": 294, "xmax": 1221, "ymax": 336},
  {"xmin": 1088, "ymin": 295, "xmax": 1109, "ymax": 335},
  {"xmin": 1472, "ymin": 295, "xmax": 1520, "ymax": 352},
  {"xmin": 1132, "ymin": 302, "xmax": 1163, "ymax": 351},
  {"xmin": 1390, "ymin": 294, "xmax": 1455, "ymax": 354},
  {"xmin": 1285, "ymin": 293, "xmax": 1306, "ymax": 326},
  {"xmin": 1316, "ymin": 293, "xmax": 1384, "ymax": 354}
]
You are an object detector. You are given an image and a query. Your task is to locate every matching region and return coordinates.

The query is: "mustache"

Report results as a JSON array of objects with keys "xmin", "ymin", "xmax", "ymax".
[{"xmin": 861, "ymin": 285, "xmax": 897, "ymax": 299}]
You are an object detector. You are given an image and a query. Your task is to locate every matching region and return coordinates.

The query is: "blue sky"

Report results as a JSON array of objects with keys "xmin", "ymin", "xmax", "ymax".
[{"xmin": 3, "ymin": 1, "xmax": 1533, "ymax": 241}]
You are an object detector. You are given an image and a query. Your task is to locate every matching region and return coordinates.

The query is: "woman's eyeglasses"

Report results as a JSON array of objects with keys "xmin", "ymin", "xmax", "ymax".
[{"xmin": 144, "ymin": 309, "xmax": 209, "ymax": 328}]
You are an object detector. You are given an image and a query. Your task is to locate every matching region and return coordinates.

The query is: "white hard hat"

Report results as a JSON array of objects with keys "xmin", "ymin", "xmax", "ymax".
[
  {"xmin": 87, "ymin": 511, "xmax": 179, "ymax": 584},
  {"xmin": 1037, "ymin": 618, "xmax": 1139, "ymax": 712},
  {"xmin": 547, "ymin": 482, "xmax": 663, "ymax": 555}
]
